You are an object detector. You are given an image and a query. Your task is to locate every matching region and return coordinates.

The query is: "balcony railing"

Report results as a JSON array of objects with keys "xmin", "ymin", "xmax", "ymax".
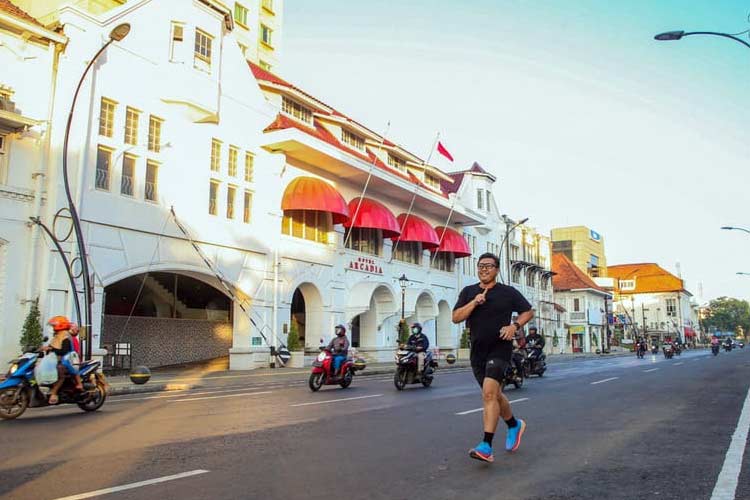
[{"xmin": 569, "ymin": 311, "xmax": 587, "ymax": 322}]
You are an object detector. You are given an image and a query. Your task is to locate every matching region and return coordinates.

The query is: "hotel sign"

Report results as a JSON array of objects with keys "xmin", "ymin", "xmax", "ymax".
[{"xmin": 348, "ymin": 256, "xmax": 383, "ymax": 275}]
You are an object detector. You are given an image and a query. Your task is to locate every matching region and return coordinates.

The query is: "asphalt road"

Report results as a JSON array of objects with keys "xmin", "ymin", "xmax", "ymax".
[{"xmin": 2, "ymin": 348, "xmax": 750, "ymax": 500}]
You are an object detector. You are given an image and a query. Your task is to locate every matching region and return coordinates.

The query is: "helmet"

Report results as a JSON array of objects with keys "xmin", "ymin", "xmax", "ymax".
[
  {"xmin": 410, "ymin": 322, "xmax": 422, "ymax": 334},
  {"xmin": 335, "ymin": 324, "xmax": 347, "ymax": 336},
  {"xmin": 528, "ymin": 325, "xmax": 538, "ymax": 333},
  {"xmin": 48, "ymin": 315, "xmax": 71, "ymax": 332}
]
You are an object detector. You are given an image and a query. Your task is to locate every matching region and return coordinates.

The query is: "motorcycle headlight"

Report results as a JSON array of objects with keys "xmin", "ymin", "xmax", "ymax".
[
  {"xmin": 9, "ymin": 364, "xmax": 18, "ymax": 375},
  {"xmin": 317, "ymin": 352, "xmax": 326, "ymax": 362}
]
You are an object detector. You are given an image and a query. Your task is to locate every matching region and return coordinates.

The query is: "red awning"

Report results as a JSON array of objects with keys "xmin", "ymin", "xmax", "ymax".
[
  {"xmin": 684, "ymin": 327, "xmax": 696, "ymax": 338},
  {"xmin": 281, "ymin": 176, "xmax": 349, "ymax": 224},
  {"xmin": 432, "ymin": 226, "xmax": 471, "ymax": 257},
  {"xmin": 392, "ymin": 214, "xmax": 440, "ymax": 250},
  {"xmin": 343, "ymin": 198, "xmax": 401, "ymax": 238}
]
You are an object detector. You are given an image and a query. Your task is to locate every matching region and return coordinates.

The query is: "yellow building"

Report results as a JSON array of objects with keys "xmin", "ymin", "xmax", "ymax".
[
  {"xmin": 13, "ymin": 0, "xmax": 283, "ymax": 71},
  {"xmin": 551, "ymin": 225, "xmax": 607, "ymax": 278}
]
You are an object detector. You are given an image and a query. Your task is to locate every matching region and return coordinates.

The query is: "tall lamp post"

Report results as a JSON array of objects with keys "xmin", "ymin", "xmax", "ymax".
[
  {"xmin": 654, "ymin": 30, "xmax": 750, "ymax": 50},
  {"xmin": 722, "ymin": 226, "xmax": 750, "ymax": 235},
  {"xmin": 399, "ymin": 274, "xmax": 409, "ymax": 321},
  {"xmin": 500, "ymin": 216, "xmax": 529, "ymax": 285},
  {"xmin": 63, "ymin": 23, "xmax": 131, "ymax": 360},
  {"xmin": 738, "ymin": 272, "xmax": 750, "ymax": 277}
]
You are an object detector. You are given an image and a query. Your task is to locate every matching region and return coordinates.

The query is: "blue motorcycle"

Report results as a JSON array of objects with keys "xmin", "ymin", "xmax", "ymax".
[{"xmin": 0, "ymin": 351, "xmax": 108, "ymax": 420}]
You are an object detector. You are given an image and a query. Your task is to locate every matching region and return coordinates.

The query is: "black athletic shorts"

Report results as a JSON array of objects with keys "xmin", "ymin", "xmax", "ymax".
[{"xmin": 471, "ymin": 353, "xmax": 511, "ymax": 387}]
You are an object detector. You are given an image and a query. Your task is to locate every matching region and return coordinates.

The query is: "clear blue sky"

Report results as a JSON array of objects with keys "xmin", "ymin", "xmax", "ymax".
[{"xmin": 280, "ymin": 0, "xmax": 750, "ymax": 303}]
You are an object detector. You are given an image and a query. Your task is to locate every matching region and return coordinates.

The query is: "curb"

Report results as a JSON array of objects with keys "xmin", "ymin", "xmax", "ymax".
[{"xmin": 109, "ymin": 382, "xmax": 199, "ymax": 396}]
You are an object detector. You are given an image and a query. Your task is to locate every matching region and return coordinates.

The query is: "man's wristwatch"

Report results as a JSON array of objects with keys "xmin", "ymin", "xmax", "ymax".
[{"xmin": 512, "ymin": 321, "xmax": 521, "ymax": 332}]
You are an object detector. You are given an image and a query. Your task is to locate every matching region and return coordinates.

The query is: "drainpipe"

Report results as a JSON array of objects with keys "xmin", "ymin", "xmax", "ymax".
[
  {"xmin": 271, "ymin": 244, "xmax": 279, "ymax": 367},
  {"xmin": 25, "ymin": 40, "xmax": 61, "ymax": 308}
]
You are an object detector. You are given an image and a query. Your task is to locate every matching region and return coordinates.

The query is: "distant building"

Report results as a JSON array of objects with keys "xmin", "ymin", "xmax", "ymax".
[{"xmin": 551, "ymin": 226, "xmax": 607, "ymax": 278}]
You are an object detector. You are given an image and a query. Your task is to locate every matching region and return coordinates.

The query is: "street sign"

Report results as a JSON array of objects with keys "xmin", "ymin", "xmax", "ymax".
[{"xmin": 277, "ymin": 347, "xmax": 291, "ymax": 366}]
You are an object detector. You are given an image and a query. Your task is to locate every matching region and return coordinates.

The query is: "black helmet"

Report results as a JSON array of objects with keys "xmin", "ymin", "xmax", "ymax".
[
  {"xmin": 410, "ymin": 322, "xmax": 422, "ymax": 334},
  {"xmin": 529, "ymin": 325, "xmax": 538, "ymax": 333},
  {"xmin": 335, "ymin": 324, "xmax": 346, "ymax": 336}
]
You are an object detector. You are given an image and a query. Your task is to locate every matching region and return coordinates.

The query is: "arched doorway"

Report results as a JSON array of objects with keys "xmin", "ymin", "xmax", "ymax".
[
  {"xmin": 437, "ymin": 300, "xmax": 453, "ymax": 347},
  {"xmin": 290, "ymin": 283, "xmax": 324, "ymax": 349},
  {"xmin": 102, "ymin": 271, "xmax": 233, "ymax": 367},
  {"xmin": 351, "ymin": 315, "xmax": 361, "ymax": 348}
]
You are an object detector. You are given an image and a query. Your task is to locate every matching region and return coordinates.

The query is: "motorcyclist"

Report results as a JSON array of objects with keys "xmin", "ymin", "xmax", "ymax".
[
  {"xmin": 723, "ymin": 336, "xmax": 733, "ymax": 350},
  {"xmin": 636, "ymin": 336, "xmax": 647, "ymax": 356},
  {"xmin": 525, "ymin": 326, "xmax": 545, "ymax": 370},
  {"xmin": 327, "ymin": 324, "xmax": 350, "ymax": 376},
  {"xmin": 42, "ymin": 316, "xmax": 83, "ymax": 404},
  {"xmin": 711, "ymin": 335, "xmax": 720, "ymax": 347},
  {"xmin": 407, "ymin": 322, "xmax": 430, "ymax": 373}
]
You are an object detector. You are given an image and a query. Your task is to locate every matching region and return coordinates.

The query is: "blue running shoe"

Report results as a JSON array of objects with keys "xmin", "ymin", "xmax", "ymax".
[
  {"xmin": 469, "ymin": 441, "xmax": 494, "ymax": 463},
  {"xmin": 506, "ymin": 419, "xmax": 526, "ymax": 452}
]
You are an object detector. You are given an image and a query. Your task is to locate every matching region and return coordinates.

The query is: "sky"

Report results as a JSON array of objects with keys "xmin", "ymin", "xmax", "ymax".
[{"xmin": 279, "ymin": 0, "xmax": 750, "ymax": 304}]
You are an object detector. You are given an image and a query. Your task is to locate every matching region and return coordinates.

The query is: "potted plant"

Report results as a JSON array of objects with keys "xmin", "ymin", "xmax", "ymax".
[
  {"xmin": 20, "ymin": 300, "xmax": 44, "ymax": 353},
  {"xmin": 286, "ymin": 320, "xmax": 304, "ymax": 368}
]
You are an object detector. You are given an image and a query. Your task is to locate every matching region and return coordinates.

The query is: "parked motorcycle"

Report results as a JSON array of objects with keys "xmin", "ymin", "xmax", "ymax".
[
  {"xmin": 308, "ymin": 347, "xmax": 358, "ymax": 391},
  {"xmin": 394, "ymin": 344, "xmax": 437, "ymax": 390},
  {"xmin": 0, "ymin": 351, "xmax": 108, "ymax": 420},
  {"xmin": 662, "ymin": 344, "xmax": 674, "ymax": 359},
  {"xmin": 712, "ymin": 344, "xmax": 720, "ymax": 356},
  {"xmin": 524, "ymin": 346, "xmax": 547, "ymax": 377}
]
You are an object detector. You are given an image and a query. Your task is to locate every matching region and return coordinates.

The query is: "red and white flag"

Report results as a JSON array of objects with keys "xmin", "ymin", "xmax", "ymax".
[{"xmin": 436, "ymin": 141, "xmax": 454, "ymax": 162}]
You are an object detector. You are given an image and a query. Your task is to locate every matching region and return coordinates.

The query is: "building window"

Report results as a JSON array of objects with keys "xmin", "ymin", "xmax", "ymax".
[
  {"xmin": 228, "ymin": 146, "xmax": 239, "ymax": 177},
  {"xmin": 121, "ymin": 154, "xmax": 135, "ymax": 196},
  {"xmin": 387, "ymin": 154, "xmax": 406, "ymax": 172},
  {"xmin": 619, "ymin": 279, "xmax": 635, "ymax": 291},
  {"xmin": 281, "ymin": 97, "xmax": 312, "ymax": 124},
  {"xmin": 194, "ymin": 29, "xmax": 213, "ymax": 72},
  {"xmin": 344, "ymin": 227, "xmax": 382, "ymax": 256},
  {"xmin": 425, "ymin": 174, "xmax": 439, "ymax": 189},
  {"xmin": 208, "ymin": 181, "xmax": 219, "ymax": 215},
  {"xmin": 431, "ymin": 252, "xmax": 455, "ymax": 272},
  {"xmin": 511, "ymin": 267, "xmax": 521, "ymax": 283},
  {"xmin": 526, "ymin": 270, "xmax": 536, "ymax": 288},
  {"xmin": 510, "ymin": 244, "xmax": 519, "ymax": 262},
  {"xmin": 226, "ymin": 185, "xmax": 236, "ymax": 219},
  {"xmin": 261, "ymin": 24, "xmax": 273, "ymax": 47},
  {"xmin": 666, "ymin": 298, "xmax": 677, "ymax": 317},
  {"xmin": 234, "ymin": 3, "xmax": 248, "ymax": 27},
  {"xmin": 281, "ymin": 210, "xmax": 331, "ymax": 244},
  {"xmin": 145, "ymin": 161, "xmax": 158, "ymax": 202},
  {"xmin": 124, "ymin": 107, "xmax": 140, "ymax": 145},
  {"xmin": 259, "ymin": 60, "xmax": 272, "ymax": 71},
  {"xmin": 393, "ymin": 241, "xmax": 422, "ymax": 265},
  {"xmin": 485, "ymin": 190, "xmax": 491, "ymax": 211},
  {"xmin": 477, "ymin": 189, "xmax": 484, "ymax": 210},
  {"xmin": 95, "ymin": 146, "xmax": 113, "ymax": 190},
  {"xmin": 261, "ymin": 0, "xmax": 274, "ymax": 13},
  {"xmin": 243, "ymin": 190, "xmax": 252, "ymax": 223},
  {"xmin": 148, "ymin": 116, "xmax": 163, "ymax": 152},
  {"xmin": 244, "ymin": 152, "xmax": 254, "ymax": 182},
  {"xmin": 341, "ymin": 129, "xmax": 365, "ymax": 151},
  {"xmin": 574, "ymin": 298, "xmax": 581, "ymax": 312},
  {"xmin": 210, "ymin": 139, "xmax": 221, "ymax": 172},
  {"xmin": 170, "ymin": 23, "xmax": 184, "ymax": 61},
  {"xmin": 98, "ymin": 98, "xmax": 116, "ymax": 137}
]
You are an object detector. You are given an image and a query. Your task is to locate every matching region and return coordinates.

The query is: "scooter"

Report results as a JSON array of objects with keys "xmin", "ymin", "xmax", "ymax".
[
  {"xmin": 524, "ymin": 346, "xmax": 547, "ymax": 377},
  {"xmin": 393, "ymin": 345, "xmax": 437, "ymax": 390},
  {"xmin": 0, "ymin": 351, "xmax": 108, "ymax": 420},
  {"xmin": 651, "ymin": 345, "xmax": 659, "ymax": 355},
  {"xmin": 662, "ymin": 344, "xmax": 674, "ymax": 359},
  {"xmin": 308, "ymin": 347, "xmax": 358, "ymax": 391},
  {"xmin": 503, "ymin": 348, "xmax": 526, "ymax": 389},
  {"xmin": 635, "ymin": 343, "xmax": 646, "ymax": 359},
  {"xmin": 711, "ymin": 344, "xmax": 720, "ymax": 356}
]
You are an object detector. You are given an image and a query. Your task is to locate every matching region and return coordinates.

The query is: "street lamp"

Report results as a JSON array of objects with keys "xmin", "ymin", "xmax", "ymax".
[
  {"xmin": 399, "ymin": 274, "xmax": 409, "ymax": 320},
  {"xmin": 500, "ymin": 216, "xmax": 529, "ymax": 285},
  {"xmin": 63, "ymin": 23, "xmax": 131, "ymax": 360},
  {"xmin": 722, "ymin": 226, "xmax": 750, "ymax": 235},
  {"xmin": 654, "ymin": 30, "xmax": 750, "ymax": 50}
]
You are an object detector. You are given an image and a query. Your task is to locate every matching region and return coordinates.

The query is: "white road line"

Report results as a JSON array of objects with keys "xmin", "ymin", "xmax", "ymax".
[
  {"xmin": 590, "ymin": 377, "xmax": 619, "ymax": 385},
  {"xmin": 674, "ymin": 362, "xmax": 684, "ymax": 366},
  {"xmin": 290, "ymin": 394, "xmax": 383, "ymax": 407},
  {"xmin": 711, "ymin": 384, "xmax": 750, "ymax": 500},
  {"xmin": 643, "ymin": 368, "xmax": 659, "ymax": 373},
  {"xmin": 110, "ymin": 386, "xmax": 271, "ymax": 403},
  {"xmin": 171, "ymin": 391, "xmax": 271, "ymax": 402},
  {"xmin": 53, "ymin": 470, "xmax": 210, "ymax": 500},
  {"xmin": 455, "ymin": 398, "xmax": 529, "ymax": 416}
]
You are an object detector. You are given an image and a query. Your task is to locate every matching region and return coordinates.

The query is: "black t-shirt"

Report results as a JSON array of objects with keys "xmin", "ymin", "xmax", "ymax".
[{"xmin": 454, "ymin": 283, "xmax": 532, "ymax": 360}]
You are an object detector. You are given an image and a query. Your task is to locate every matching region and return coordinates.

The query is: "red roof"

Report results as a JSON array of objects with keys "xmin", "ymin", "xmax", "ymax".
[
  {"xmin": 552, "ymin": 253, "xmax": 607, "ymax": 293},
  {"xmin": 0, "ymin": 0, "xmax": 43, "ymax": 26},
  {"xmin": 440, "ymin": 162, "xmax": 496, "ymax": 194},
  {"xmin": 607, "ymin": 263, "xmax": 688, "ymax": 294}
]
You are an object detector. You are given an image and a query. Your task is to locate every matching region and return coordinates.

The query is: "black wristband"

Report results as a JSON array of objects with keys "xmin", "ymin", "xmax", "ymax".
[{"xmin": 512, "ymin": 321, "xmax": 521, "ymax": 331}]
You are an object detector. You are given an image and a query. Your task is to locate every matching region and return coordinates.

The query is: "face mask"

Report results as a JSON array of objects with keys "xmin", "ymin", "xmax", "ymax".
[{"xmin": 411, "ymin": 328, "xmax": 420, "ymax": 334}]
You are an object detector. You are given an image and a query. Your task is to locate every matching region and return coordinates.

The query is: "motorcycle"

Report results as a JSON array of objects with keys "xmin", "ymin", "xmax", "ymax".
[
  {"xmin": 662, "ymin": 344, "xmax": 674, "ymax": 359},
  {"xmin": 651, "ymin": 345, "xmax": 659, "ymax": 355},
  {"xmin": 0, "ymin": 351, "xmax": 108, "ymax": 420},
  {"xmin": 523, "ymin": 346, "xmax": 547, "ymax": 377},
  {"xmin": 711, "ymin": 344, "xmax": 720, "ymax": 356},
  {"xmin": 308, "ymin": 347, "xmax": 357, "ymax": 391},
  {"xmin": 393, "ymin": 344, "xmax": 437, "ymax": 390},
  {"xmin": 724, "ymin": 342, "xmax": 733, "ymax": 352},
  {"xmin": 503, "ymin": 348, "xmax": 525, "ymax": 389},
  {"xmin": 673, "ymin": 344, "xmax": 682, "ymax": 356},
  {"xmin": 635, "ymin": 343, "xmax": 646, "ymax": 359}
]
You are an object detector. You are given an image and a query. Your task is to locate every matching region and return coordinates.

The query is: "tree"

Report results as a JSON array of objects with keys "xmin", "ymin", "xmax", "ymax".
[
  {"xmin": 397, "ymin": 320, "xmax": 410, "ymax": 344},
  {"xmin": 286, "ymin": 319, "xmax": 301, "ymax": 351},
  {"xmin": 704, "ymin": 297, "xmax": 750, "ymax": 338},
  {"xmin": 460, "ymin": 328, "xmax": 470, "ymax": 349},
  {"xmin": 20, "ymin": 300, "xmax": 44, "ymax": 352}
]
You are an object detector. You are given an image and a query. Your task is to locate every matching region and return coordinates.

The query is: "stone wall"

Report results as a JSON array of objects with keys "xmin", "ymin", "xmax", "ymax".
[{"xmin": 101, "ymin": 315, "xmax": 232, "ymax": 368}]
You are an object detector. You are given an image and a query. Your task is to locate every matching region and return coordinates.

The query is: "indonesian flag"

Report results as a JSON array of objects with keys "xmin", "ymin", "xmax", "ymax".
[{"xmin": 436, "ymin": 141, "xmax": 454, "ymax": 162}]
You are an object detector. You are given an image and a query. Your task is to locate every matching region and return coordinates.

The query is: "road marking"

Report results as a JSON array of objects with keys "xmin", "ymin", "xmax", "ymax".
[
  {"xmin": 53, "ymin": 470, "xmax": 210, "ymax": 500},
  {"xmin": 710, "ymin": 383, "xmax": 750, "ymax": 500},
  {"xmin": 643, "ymin": 368, "xmax": 659, "ymax": 373},
  {"xmin": 590, "ymin": 377, "xmax": 619, "ymax": 385},
  {"xmin": 455, "ymin": 398, "xmax": 529, "ymax": 416},
  {"xmin": 110, "ymin": 386, "xmax": 270, "ymax": 403},
  {"xmin": 290, "ymin": 394, "xmax": 383, "ymax": 407},
  {"xmin": 171, "ymin": 391, "xmax": 271, "ymax": 402},
  {"xmin": 674, "ymin": 362, "xmax": 684, "ymax": 366}
]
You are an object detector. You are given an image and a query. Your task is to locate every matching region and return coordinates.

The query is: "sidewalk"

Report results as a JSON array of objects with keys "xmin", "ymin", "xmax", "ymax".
[{"xmin": 106, "ymin": 350, "xmax": 635, "ymax": 396}]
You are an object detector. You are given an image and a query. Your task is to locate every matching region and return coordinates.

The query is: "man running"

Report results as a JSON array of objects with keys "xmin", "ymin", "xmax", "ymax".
[{"xmin": 453, "ymin": 252, "xmax": 535, "ymax": 463}]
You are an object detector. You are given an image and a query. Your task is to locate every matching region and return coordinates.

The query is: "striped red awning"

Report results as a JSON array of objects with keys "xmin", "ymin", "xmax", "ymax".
[
  {"xmin": 392, "ymin": 214, "xmax": 440, "ymax": 250},
  {"xmin": 281, "ymin": 176, "xmax": 349, "ymax": 224},
  {"xmin": 432, "ymin": 226, "xmax": 472, "ymax": 257},
  {"xmin": 343, "ymin": 198, "xmax": 401, "ymax": 238}
]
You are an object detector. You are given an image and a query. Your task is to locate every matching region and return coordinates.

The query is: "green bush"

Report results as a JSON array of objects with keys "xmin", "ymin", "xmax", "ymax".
[
  {"xmin": 552, "ymin": 331, "xmax": 559, "ymax": 347},
  {"xmin": 20, "ymin": 300, "xmax": 44, "ymax": 352},
  {"xmin": 460, "ymin": 328, "xmax": 470, "ymax": 349},
  {"xmin": 286, "ymin": 320, "xmax": 301, "ymax": 351}
]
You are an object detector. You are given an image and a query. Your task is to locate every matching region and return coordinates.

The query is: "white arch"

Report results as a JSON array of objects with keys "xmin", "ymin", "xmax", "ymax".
[
  {"xmin": 291, "ymin": 282, "xmax": 325, "ymax": 349},
  {"xmin": 437, "ymin": 300, "xmax": 453, "ymax": 347}
]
